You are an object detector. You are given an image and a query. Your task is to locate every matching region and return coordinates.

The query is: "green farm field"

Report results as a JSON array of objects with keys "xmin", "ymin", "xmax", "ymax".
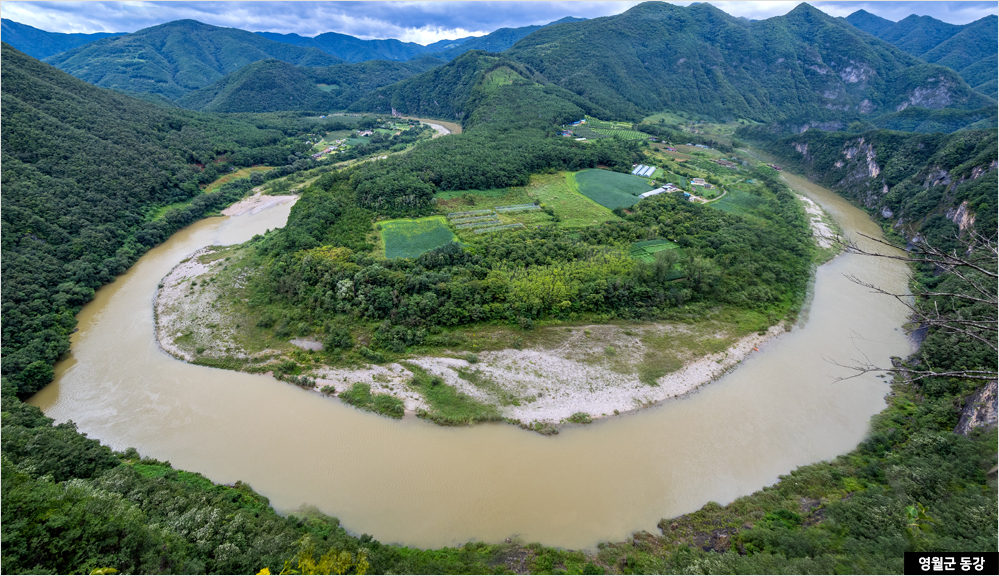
[
  {"xmin": 438, "ymin": 173, "xmax": 617, "ymax": 230},
  {"xmin": 380, "ymin": 216, "xmax": 457, "ymax": 259},
  {"xmin": 628, "ymin": 239, "xmax": 681, "ymax": 263},
  {"xmin": 711, "ymin": 186, "xmax": 767, "ymax": 217},
  {"xmin": 570, "ymin": 168, "xmax": 653, "ymax": 209},
  {"xmin": 593, "ymin": 128, "xmax": 647, "ymax": 140}
]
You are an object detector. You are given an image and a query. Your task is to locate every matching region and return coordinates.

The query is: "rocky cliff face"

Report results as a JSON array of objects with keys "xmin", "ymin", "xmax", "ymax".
[
  {"xmin": 955, "ymin": 380, "xmax": 998, "ymax": 436},
  {"xmin": 775, "ymin": 130, "xmax": 997, "ymax": 239}
]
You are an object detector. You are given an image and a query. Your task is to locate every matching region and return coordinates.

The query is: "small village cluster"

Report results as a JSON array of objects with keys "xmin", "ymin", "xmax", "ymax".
[{"xmin": 310, "ymin": 138, "xmax": 347, "ymax": 160}]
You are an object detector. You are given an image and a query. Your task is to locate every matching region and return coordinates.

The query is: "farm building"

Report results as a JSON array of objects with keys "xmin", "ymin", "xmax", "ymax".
[
  {"xmin": 639, "ymin": 187, "xmax": 667, "ymax": 198},
  {"xmin": 691, "ymin": 178, "xmax": 707, "ymax": 186}
]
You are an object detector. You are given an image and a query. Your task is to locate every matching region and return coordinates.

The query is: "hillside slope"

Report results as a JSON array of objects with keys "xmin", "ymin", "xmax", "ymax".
[
  {"xmin": 0, "ymin": 44, "xmax": 309, "ymax": 395},
  {"xmin": 0, "ymin": 18, "xmax": 125, "ymax": 60},
  {"xmin": 256, "ymin": 30, "xmax": 431, "ymax": 63},
  {"xmin": 846, "ymin": 11, "xmax": 998, "ymax": 97},
  {"xmin": 178, "ymin": 57, "xmax": 443, "ymax": 113},
  {"xmin": 504, "ymin": 2, "xmax": 993, "ymax": 122},
  {"xmin": 740, "ymin": 125, "xmax": 998, "ymax": 240},
  {"xmin": 44, "ymin": 20, "xmax": 341, "ymax": 100},
  {"xmin": 424, "ymin": 16, "xmax": 587, "ymax": 60}
]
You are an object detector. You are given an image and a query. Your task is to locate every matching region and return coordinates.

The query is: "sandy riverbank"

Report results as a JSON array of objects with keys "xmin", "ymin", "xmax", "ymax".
[
  {"xmin": 222, "ymin": 192, "xmax": 298, "ymax": 217},
  {"xmin": 155, "ymin": 245, "xmax": 787, "ymax": 430}
]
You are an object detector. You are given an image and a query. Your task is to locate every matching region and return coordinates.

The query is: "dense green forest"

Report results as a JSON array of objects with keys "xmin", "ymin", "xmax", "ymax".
[
  {"xmin": 736, "ymin": 125, "xmax": 999, "ymax": 240},
  {"xmin": 247, "ymin": 167, "xmax": 809, "ymax": 352},
  {"xmin": 177, "ymin": 57, "xmax": 443, "ymax": 113},
  {"xmin": 17, "ymin": 1, "xmax": 995, "ymax": 126},
  {"xmin": 43, "ymin": 20, "xmax": 340, "ymax": 100},
  {"xmin": 0, "ymin": 44, "xmax": 323, "ymax": 397},
  {"xmin": 845, "ymin": 10, "xmax": 998, "ymax": 97},
  {"xmin": 504, "ymin": 2, "xmax": 993, "ymax": 123}
]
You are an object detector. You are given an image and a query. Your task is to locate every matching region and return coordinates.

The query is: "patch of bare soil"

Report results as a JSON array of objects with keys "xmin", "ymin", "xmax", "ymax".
[
  {"xmin": 798, "ymin": 194, "xmax": 835, "ymax": 248},
  {"xmin": 222, "ymin": 193, "xmax": 298, "ymax": 216}
]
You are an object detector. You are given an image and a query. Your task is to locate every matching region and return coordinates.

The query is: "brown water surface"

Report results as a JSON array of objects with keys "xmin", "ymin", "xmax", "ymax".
[{"xmin": 30, "ymin": 174, "xmax": 912, "ymax": 549}]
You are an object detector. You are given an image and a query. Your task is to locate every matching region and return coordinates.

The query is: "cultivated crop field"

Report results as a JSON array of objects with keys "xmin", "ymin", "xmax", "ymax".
[
  {"xmin": 380, "ymin": 216, "xmax": 457, "ymax": 259},
  {"xmin": 593, "ymin": 128, "xmax": 647, "ymax": 140},
  {"xmin": 570, "ymin": 169, "xmax": 653, "ymax": 209},
  {"xmin": 711, "ymin": 187, "xmax": 767, "ymax": 217},
  {"xmin": 628, "ymin": 239, "xmax": 681, "ymax": 263}
]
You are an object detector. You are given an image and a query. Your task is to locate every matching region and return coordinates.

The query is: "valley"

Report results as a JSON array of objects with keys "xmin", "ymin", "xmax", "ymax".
[{"xmin": 2, "ymin": 2, "xmax": 996, "ymax": 574}]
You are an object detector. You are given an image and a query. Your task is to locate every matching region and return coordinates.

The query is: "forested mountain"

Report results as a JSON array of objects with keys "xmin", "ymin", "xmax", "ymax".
[
  {"xmin": 44, "ymin": 20, "xmax": 341, "ymax": 100},
  {"xmin": 254, "ymin": 16, "xmax": 585, "ymax": 63},
  {"xmin": 0, "ymin": 44, "xmax": 318, "ymax": 396},
  {"xmin": 255, "ymin": 30, "xmax": 435, "ymax": 63},
  {"xmin": 424, "ymin": 16, "xmax": 586, "ymax": 60},
  {"xmin": 177, "ymin": 57, "xmax": 442, "ymax": 113},
  {"xmin": 846, "ymin": 10, "xmax": 998, "ymax": 97},
  {"xmin": 504, "ymin": 2, "xmax": 994, "ymax": 122},
  {"xmin": 0, "ymin": 18, "xmax": 125, "ymax": 60},
  {"xmin": 739, "ymin": 125, "xmax": 998, "ymax": 242}
]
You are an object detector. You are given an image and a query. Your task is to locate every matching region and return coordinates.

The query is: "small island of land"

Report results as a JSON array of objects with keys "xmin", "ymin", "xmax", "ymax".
[{"xmin": 154, "ymin": 112, "xmax": 836, "ymax": 433}]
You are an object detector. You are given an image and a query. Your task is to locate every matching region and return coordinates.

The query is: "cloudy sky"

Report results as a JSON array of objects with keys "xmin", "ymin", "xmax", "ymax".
[{"xmin": 3, "ymin": 1, "xmax": 996, "ymax": 44}]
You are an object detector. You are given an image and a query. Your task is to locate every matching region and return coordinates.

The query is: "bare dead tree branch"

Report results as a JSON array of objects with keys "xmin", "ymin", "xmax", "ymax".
[{"xmin": 833, "ymin": 230, "xmax": 998, "ymax": 384}]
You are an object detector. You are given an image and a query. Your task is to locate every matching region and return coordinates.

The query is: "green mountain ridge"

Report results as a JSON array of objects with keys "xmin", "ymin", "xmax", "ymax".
[
  {"xmin": 0, "ymin": 18, "xmax": 126, "ymax": 60},
  {"xmin": 503, "ymin": 2, "xmax": 993, "ymax": 123},
  {"xmin": 43, "ymin": 19, "xmax": 342, "ymax": 100},
  {"xmin": 424, "ymin": 16, "xmax": 588, "ymax": 60},
  {"xmin": 0, "ymin": 43, "xmax": 315, "ymax": 396},
  {"xmin": 254, "ymin": 30, "xmax": 433, "ymax": 63},
  {"xmin": 846, "ymin": 11, "xmax": 998, "ymax": 97},
  {"xmin": 177, "ymin": 57, "xmax": 443, "ymax": 113},
  {"xmin": 253, "ymin": 16, "xmax": 586, "ymax": 63},
  {"xmin": 739, "ymin": 124, "xmax": 998, "ymax": 240}
]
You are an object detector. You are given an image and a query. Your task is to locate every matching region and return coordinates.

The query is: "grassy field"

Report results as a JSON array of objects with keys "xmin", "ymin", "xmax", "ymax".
[
  {"xmin": 204, "ymin": 166, "xmax": 273, "ymax": 194},
  {"xmin": 380, "ymin": 216, "xmax": 457, "ymax": 259},
  {"xmin": 570, "ymin": 168, "xmax": 653, "ymax": 209},
  {"xmin": 593, "ymin": 128, "xmax": 647, "ymax": 140},
  {"xmin": 628, "ymin": 239, "xmax": 682, "ymax": 263},
  {"xmin": 439, "ymin": 173, "xmax": 618, "ymax": 230},
  {"xmin": 532, "ymin": 173, "xmax": 618, "ymax": 228},
  {"xmin": 147, "ymin": 166, "xmax": 274, "ymax": 221}
]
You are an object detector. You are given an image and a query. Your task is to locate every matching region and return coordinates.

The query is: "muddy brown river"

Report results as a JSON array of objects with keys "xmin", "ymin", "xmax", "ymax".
[{"xmin": 30, "ymin": 173, "xmax": 912, "ymax": 549}]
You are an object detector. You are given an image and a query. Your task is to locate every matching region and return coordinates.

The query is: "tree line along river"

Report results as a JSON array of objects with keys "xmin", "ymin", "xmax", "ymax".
[{"xmin": 30, "ymin": 170, "xmax": 912, "ymax": 549}]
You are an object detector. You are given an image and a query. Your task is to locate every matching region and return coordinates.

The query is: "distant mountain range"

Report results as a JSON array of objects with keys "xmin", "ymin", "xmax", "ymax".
[
  {"xmin": 2, "ymin": 3, "xmax": 995, "ymax": 125},
  {"xmin": 0, "ymin": 18, "xmax": 126, "ymax": 60},
  {"xmin": 42, "ymin": 20, "xmax": 341, "ymax": 100},
  {"xmin": 502, "ymin": 3, "xmax": 993, "ymax": 122},
  {"xmin": 846, "ymin": 10, "xmax": 998, "ymax": 97},
  {"xmin": 177, "ymin": 57, "xmax": 444, "ymax": 113},
  {"xmin": 251, "ymin": 16, "xmax": 585, "ymax": 63}
]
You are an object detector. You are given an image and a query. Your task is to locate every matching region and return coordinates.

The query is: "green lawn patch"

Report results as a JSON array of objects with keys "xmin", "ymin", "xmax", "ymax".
[
  {"xmin": 380, "ymin": 216, "xmax": 457, "ymax": 259},
  {"xmin": 402, "ymin": 362, "xmax": 502, "ymax": 425},
  {"xmin": 629, "ymin": 239, "xmax": 681, "ymax": 263},
  {"xmin": 204, "ymin": 166, "xmax": 273, "ymax": 194},
  {"xmin": 593, "ymin": 128, "xmax": 647, "ymax": 140},
  {"xmin": 571, "ymin": 168, "xmax": 653, "ymax": 209},
  {"xmin": 337, "ymin": 383, "xmax": 404, "ymax": 419},
  {"xmin": 711, "ymin": 187, "xmax": 768, "ymax": 217}
]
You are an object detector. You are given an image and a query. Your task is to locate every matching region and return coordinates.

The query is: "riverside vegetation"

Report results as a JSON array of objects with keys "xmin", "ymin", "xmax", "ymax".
[
  {"xmin": 3, "ymin": 2, "xmax": 997, "ymax": 572},
  {"xmin": 155, "ymin": 61, "xmax": 815, "ymax": 430}
]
